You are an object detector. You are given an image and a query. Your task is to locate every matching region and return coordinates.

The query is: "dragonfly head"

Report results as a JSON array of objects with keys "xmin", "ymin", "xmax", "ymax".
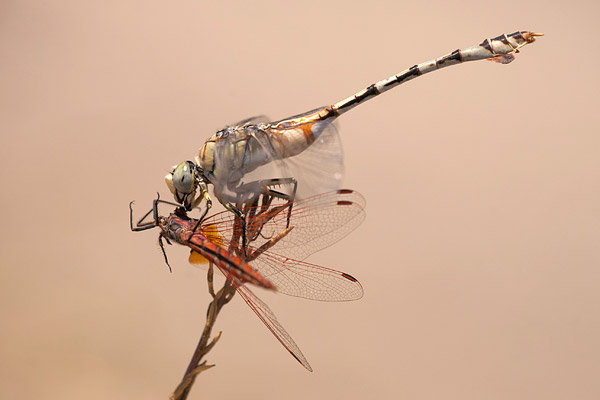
[{"xmin": 165, "ymin": 161, "xmax": 199, "ymax": 210}]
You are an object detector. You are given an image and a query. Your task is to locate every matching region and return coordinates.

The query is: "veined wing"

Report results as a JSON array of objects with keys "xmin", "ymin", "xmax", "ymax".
[
  {"xmin": 201, "ymin": 189, "xmax": 366, "ymax": 262},
  {"xmin": 229, "ymin": 115, "xmax": 269, "ymax": 126},
  {"xmin": 244, "ymin": 250, "xmax": 363, "ymax": 301},
  {"xmin": 224, "ymin": 271, "xmax": 313, "ymax": 372},
  {"xmin": 209, "ymin": 109, "xmax": 344, "ymax": 202},
  {"xmin": 258, "ymin": 107, "xmax": 344, "ymax": 200}
]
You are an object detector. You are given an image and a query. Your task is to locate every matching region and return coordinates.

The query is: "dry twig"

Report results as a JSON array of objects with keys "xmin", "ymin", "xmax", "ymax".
[{"xmin": 170, "ymin": 263, "xmax": 236, "ymax": 400}]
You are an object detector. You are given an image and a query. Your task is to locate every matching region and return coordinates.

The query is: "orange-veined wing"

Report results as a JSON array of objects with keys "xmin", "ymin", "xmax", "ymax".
[
  {"xmin": 200, "ymin": 189, "xmax": 366, "ymax": 263},
  {"xmin": 222, "ymin": 270, "xmax": 313, "ymax": 371},
  {"xmin": 188, "ymin": 226, "xmax": 363, "ymax": 301}
]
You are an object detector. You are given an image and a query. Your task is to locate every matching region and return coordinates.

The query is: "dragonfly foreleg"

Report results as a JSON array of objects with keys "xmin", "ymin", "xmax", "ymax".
[
  {"xmin": 193, "ymin": 180, "xmax": 212, "ymax": 225},
  {"xmin": 130, "ymin": 192, "xmax": 184, "ymax": 232},
  {"xmin": 129, "ymin": 201, "xmax": 157, "ymax": 231}
]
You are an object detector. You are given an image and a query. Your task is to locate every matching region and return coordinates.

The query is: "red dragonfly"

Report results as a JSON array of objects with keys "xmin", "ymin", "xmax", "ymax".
[{"xmin": 130, "ymin": 189, "xmax": 365, "ymax": 371}]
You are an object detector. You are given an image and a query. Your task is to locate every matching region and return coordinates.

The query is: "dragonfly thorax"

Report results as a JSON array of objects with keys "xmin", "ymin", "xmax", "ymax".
[
  {"xmin": 196, "ymin": 125, "xmax": 269, "ymax": 179},
  {"xmin": 195, "ymin": 124, "xmax": 281, "ymax": 196}
]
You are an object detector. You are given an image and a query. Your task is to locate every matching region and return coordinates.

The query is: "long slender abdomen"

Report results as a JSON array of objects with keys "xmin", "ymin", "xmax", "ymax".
[
  {"xmin": 185, "ymin": 232, "xmax": 275, "ymax": 290},
  {"xmin": 331, "ymin": 31, "xmax": 541, "ymax": 116},
  {"xmin": 265, "ymin": 31, "xmax": 540, "ymax": 158}
]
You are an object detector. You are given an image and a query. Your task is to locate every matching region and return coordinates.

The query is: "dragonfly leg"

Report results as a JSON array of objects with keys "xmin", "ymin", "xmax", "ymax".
[
  {"xmin": 235, "ymin": 177, "xmax": 298, "ymax": 242},
  {"xmin": 129, "ymin": 201, "xmax": 157, "ymax": 231},
  {"xmin": 233, "ymin": 177, "xmax": 297, "ymax": 205},
  {"xmin": 261, "ymin": 177, "xmax": 297, "ymax": 204},
  {"xmin": 213, "ymin": 197, "xmax": 248, "ymax": 257},
  {"xmin": 189, "ymin": 180, "xmax": 213, "ymax": 228},
  {"xmin": 130, "ymin": 192, "xmax": 184, "ymax": 231},
  {"xmin": 216, "ymin": 177, "xmax": 298, "ymax": 258},
  {"xmin": 238, "ymin": 212, "xmax": 248, "ymax": 259},
  {"xmin": 158, "ymin": 233, "xmax": 173, "ymax": 273},
  {"xmin": 191, "ymin": 184, "xmax": 213, "ymax": 233},
  {"xmin": 255, "ymin": 178, "xmax": 297, "ymax": 228},
  {"xmin": 222, "ymin": 177, "xmax": 299, "ymax": 255}
]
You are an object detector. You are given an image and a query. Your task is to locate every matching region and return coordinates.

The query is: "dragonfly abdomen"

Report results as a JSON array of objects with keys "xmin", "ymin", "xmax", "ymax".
[
  {"xmin": 186, "ymin": 231, "xmax": 275, "ymax": 290},
  {"xmin": 330, "ymin": 31, "xmax": 541, "ymax": 116},
  {"xmin": 221, "ymin": 31, "xmax": 541, "ymax": 163}
]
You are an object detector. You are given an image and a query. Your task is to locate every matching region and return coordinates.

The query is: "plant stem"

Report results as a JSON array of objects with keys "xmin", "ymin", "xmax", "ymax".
[{"xmin": 171, "ymin": 265, "xmax": 235, "ymax": 400}]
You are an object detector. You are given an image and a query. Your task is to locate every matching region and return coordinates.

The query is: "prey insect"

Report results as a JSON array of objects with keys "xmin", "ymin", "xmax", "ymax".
[
  {"xmin": 130, "ymin": 189, "xmax": 365, "ymax": 370},
  {"xmin": 130, "ymin": 196, "xmax": 275, "ymax": 289}
]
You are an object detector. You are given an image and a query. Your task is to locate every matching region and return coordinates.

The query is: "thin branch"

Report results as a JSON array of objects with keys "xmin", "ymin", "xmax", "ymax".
[
  {"xmin": 170, "ymin": 264, "xmax": 236, "ymax": 400},
  {"xmin": 170, "ymin": 362, "xmax": 215, "ymax": 400}
]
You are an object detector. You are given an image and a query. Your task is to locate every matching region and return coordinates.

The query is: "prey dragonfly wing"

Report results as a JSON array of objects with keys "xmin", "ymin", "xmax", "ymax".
[
  {"xmin": 223, "ymin": 271, "xmax": 314, "ymax": 370},
  {"xmin": 130, "ymin": 189, "xmax": 365, "ymax": 371},
  {"xmin": 166, "ymin": 30, "xmax": 542, "ymax": 215},
  {"xmin": 190, "ymin": 189, "xmax": 366, "ymax": 301}
]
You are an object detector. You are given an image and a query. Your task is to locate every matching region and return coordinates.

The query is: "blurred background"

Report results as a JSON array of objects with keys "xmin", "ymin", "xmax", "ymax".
[{"xmin": 1, "ymin": 1, "xmax": 599, "ymax": 399}]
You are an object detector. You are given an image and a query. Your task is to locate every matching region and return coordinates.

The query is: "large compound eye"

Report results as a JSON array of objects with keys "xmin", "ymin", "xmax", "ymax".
[{"xmin": 172, "ymin": 161, "xmax": 196, "ymax": 194}]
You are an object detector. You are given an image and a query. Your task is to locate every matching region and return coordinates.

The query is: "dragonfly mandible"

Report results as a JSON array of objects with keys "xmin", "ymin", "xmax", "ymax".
[
  {"xmin": 130, "ymin": 189, "xmax": 366, "ymax": 370},
  {"xmin": 166, "ymin": 30, "xmax": 542, "ymax": 217}
]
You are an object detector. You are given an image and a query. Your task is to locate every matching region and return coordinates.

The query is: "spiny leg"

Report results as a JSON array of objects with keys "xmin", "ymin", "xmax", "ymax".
[
  {"xmin": 233, "ymin": 177, "xmax": 298, "ymax": 250},
  {"xmin": 234, "ymin": 177, "xmax": 297, "ymax": 205},
  {"xmin": 255, "ymin": 178, "xmax": 297, "ymax": 229}
]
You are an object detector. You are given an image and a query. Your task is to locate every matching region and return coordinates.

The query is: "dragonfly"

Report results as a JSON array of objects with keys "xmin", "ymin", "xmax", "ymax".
[
  {"xmin": 130, "ymin": 198, "xmax": 276, "ymax": 290},
  {"xmin": 130, "ymin": 189, "xmax": 366, "ymax": 371},
  {"xmin": 165, "ymin": 30, "xmax": 542, "ymax": 217}
]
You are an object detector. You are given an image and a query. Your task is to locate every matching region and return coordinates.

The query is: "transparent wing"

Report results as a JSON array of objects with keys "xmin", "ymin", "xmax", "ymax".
[
  {"xmin": 224, "ymin": 271, "xmax": 313, "ymax": 371},
  {"xmin": 245, "ymin": 251, "xmax": 363, "ymax": 301},
  {"xmin": 210, "ymin": 108, "xmax": 344, "ymax": 202},
  {"xmin": 198, "ymin": 190, "xmax": 365, "ymax": 301},
  {"xmin": 201, "ymin": 189, "xmax": 366, "ymax": 261},
  {"xmin": 229, "ymin": 115, "xmax": 270, "ymax": 126},
  {"xmin": 259, "ymin": 117, "xmax": 344, "ymax": 200}
]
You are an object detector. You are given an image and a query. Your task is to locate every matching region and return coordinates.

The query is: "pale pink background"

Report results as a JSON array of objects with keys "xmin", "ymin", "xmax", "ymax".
[{"xmin": 2, "ymin": 1, "xmax": 599, "ymax": 399}]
